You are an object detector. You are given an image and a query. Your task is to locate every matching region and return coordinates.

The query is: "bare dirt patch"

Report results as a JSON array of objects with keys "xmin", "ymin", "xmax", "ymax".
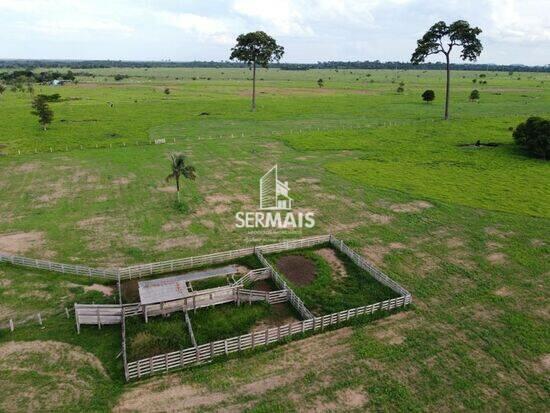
[
  {"xmin": 155, "ymin": 235, "xmax": 205, "ymax": 251},
  {"xmin": 316, "ymin": 248, "xmax": 348, "ymax": 279},
  {"xmin": 312, "ymin": 387, "xmax": 368, "ymax": 412},
  {"xmin": 494, "ymin": 286, "xmax": 513, "ymax": 297},
  {"xmin": 14, "ymin": 162, "xmax": 41, "ymax": 173},
  {"xmin": 161, "ymin": 219, "xmax": 191, "ymax": 232},
  {"xmin": 114, "ymin": 379, "xmax": 227, "ymax": 413},
  {"xmin": 156, "ymin": 186, "xmax": 177, "ymax": 193},
  {"xmin": 365, "ymin": 212, "xmax": 393, "ymax": 225},
  {"xmin": 77, "ymin": 216, "xmax": 108, "ymax": 229},
  {"xmin": 276, "ymin": 255, "xmax": 317, "ymax": 286},
  {"xmin": 484, "ymin": 227, "xmax": 514, "ymax": 239},
  {"xmin": 389, "ymin": 200, "xmax": 433, "ymax": 213},
  {"xmin": 84, "ymin": 283, "xmax": 114, "ymax": 296},
  {"xmin": 487, "ymin": 252, "xmax": 508, "ymax": 265},
  {"xmin": 446, "ymin": 237, "xmax": 465, "ymax": 248},
  {"xmin": 362, "ymin": 242, "xmax": 407, "ymax": 267},
  {"xmin": 534, "ymin": 354, "xmax": 550, "ymax": 374},
  {"xmin": 0, "ymin": 341, "xmax": 107, "ymax": 413},
  {"xmin": 0, "ymin": 231, "xmax": 45, "ymax": 254},
  {"xmin": 369, "ymin": 311, "xmax": 419, "ymax": 346},
  {"xmin": 112, "ymin": 176, "xmax": 132, "ymax": 185}
]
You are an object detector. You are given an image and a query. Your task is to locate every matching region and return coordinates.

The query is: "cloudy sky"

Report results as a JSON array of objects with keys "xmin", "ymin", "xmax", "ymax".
[{"xmin": 1, "ymin": 0, "xmax": 549, "ymax": 65}]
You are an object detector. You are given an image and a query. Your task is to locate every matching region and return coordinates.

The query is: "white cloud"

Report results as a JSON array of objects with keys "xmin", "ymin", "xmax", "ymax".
[
  {"xmin": 156, "ymin": 12, "xmax": 235, "ymax": 44},
  {"xmin": 28, "ymin": 19, "xmax": 134, "ymax": 36},
  {"xmin": 231, "ymin": 0, "xmax": 313, "ymax": 36},
  {"xmin": 486, "ymin": 0, "xmax": 550, "ymax": 43}
]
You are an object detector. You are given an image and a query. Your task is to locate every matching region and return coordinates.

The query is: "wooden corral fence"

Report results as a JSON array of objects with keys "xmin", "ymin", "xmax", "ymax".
[
  {"xmin": 74, "ymin": 304, "xmax": 123, "ymax": 333},
  {"xmin": 124, "ymin": 236, "xmax": 412, "ymax": 380},
  {"xmin": 255, "ymin": 250, "xmax": 314, "ymax": 319},
  {"xmin": 0, "ymin": 252, "xmax": 117, "ymax": 279},
  {"xmin": 76, "ymin": 286, "xmax": 290, "ymax": 330},
  {"xmin": 236, "ymin": 289, "xmax": 289, "ymax": 305},
  {"xmin": 126, "ymin": 295, "xmax": 410, "ymax": 380},
  {"xmin": 118, "ymin": 235, "xmax": 330, "ymax": 280},
  {"xmin": 231, "ymin": 268, "xmax": 270, "ymax": 287},
  {"xmin": 0, "ymin": 235, "xmax": 330, "ymax": 281},
  {"xmin": 329, "ymin": 236, "xmax": 411, "ymax": 297}
]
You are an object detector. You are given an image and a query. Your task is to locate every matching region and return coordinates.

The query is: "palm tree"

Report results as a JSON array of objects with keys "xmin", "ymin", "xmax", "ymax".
[{"xmin": 165, "ymin": 153, "xmax": 196, "ymax": 203}]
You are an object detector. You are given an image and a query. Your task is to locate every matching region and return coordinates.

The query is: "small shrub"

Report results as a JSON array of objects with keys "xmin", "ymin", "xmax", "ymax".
[
  {"xmin": 469, "ymin": 89, "xmax": 480, "ymax": 101},
  {"xmin": 317, "ymin": 78, "xmax": 324, "ymax": 88},
  {"xmin": 164, "ymin": 88, "xmax": 170, "ymax": 95},
  {"xmin": 421, "ymin": 89, "xmax": 435, "ymax": 103},
  {"xmin": 114, "ymin": 74, "xmax": 128, "ymax": 81},
  {"xmin": 513, "ymin": 117, "xmax": 549, "ymax": 160},
  {"xmin": 396, "ymin": 86, "xmax": 404, "ymax": 93}
]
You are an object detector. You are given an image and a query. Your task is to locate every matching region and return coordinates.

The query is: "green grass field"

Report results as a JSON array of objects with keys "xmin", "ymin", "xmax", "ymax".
[{"xmin": 0, "ymin": 67, "xmax": 548, "ymax": 412}]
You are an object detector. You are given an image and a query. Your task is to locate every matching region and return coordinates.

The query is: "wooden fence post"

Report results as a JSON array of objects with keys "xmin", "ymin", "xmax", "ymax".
[{"xmin": 9, "ymin": 319, "xmax": 14, "ymax": 332}]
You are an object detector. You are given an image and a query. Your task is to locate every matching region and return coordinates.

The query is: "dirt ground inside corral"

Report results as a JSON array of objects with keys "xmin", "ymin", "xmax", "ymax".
[{"xmin": 275, "ymin": 255, "xmax": 317, "ymax": 286}]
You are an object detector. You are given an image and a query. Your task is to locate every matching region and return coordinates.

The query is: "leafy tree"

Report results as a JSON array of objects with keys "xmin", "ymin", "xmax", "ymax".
[
  {"xmin": 37, "ymin": 93, "xmax": 61, "ymax": 102},
  {"xmin": 165, "ymin": 153, "xmax": 196, "ymax": 203},
  {"xmin": 411, "ymin": 20, "xmax": 482, "ymax": 120},
  {"xmin": 469, "ymin": 89, "xmax": 480, "ymax": 101},
  {"xmin": 31, "ymin": 95, "xmax": 54, "ymax": 130},
  {"xmin": 513, "ymin": 117, "xmax": 549, "ymax": 160},
  {"xmin": 422, "ymin": 89, "xmax": 435, "ymax": 103},
  {"xmin": 317, "ymin": 78, "xmax": 324, "ymax": 88},
  {"xmin": 229, "ymin": 31, "xmax": 284, "ymax": 111}
]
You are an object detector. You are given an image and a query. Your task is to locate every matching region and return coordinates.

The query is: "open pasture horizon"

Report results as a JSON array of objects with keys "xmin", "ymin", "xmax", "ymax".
[{"xmin": 0, "ymin": 66, "xmax": 548, "ymax": 412}]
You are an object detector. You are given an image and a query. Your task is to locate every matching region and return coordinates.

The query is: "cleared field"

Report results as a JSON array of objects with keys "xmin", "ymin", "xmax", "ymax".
[{"xmin": 0, "ymin": 67, "xmax": 548, "ymax": 412}]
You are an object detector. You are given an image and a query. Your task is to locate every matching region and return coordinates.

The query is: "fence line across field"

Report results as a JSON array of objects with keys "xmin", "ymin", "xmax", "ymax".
[
  {"xmin": 1, "ymin": 118, "xmax": 438, "ymax": 157},
  {"xmin": 126, "ymin": 295, "xmax": 410, "ymax": 380},
  {"xmin": 0, "ymin": 235, "xmax": 330, "ymax": 281}
]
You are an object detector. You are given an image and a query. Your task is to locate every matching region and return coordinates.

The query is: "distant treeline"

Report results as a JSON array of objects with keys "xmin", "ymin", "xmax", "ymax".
[
  {"xmin": 0, "ymin": 59, "xmax": 548, "ymax": 73},
  {"xmin": 0, "ymin": 69, "xmax": 77, "ymax": 83}
]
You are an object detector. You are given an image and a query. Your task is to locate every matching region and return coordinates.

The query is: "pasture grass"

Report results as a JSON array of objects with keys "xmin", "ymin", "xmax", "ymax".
[{"xmin": 0, "ymin": 67, "xmax": 548, "ymax": 411}]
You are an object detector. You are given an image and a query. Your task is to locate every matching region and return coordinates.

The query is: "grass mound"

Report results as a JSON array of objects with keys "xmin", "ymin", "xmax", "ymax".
[{"xmin": 0, "ymin": 340, "xmax": 113, "ymax": 412}]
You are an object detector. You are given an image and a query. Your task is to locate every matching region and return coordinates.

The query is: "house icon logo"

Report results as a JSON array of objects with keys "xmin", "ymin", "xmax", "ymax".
[{"xmin": 259, "ymin": 165, "xmax": 293, "ymax": 210}]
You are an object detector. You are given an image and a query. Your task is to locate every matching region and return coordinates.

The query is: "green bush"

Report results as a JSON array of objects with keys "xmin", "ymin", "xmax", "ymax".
[
  {"xmin": 421, "ymin": 89, "xmax": 435, "ymax": 103},
  {"xmin": 469, "ymin": 89, "xmax": 480, "ymax": 101},
  {"xmin": 513, "ymin": 117, "xmax": 550, "ymax": 160}
]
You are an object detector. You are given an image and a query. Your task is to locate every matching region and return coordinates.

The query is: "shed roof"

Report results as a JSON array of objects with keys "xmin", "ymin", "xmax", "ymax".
[{"xmin": 138, "ymin": 265, "xmax": 239, "ymax": 305}]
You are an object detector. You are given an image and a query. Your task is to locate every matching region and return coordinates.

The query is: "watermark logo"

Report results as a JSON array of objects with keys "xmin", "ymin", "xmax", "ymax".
[
  {"xmin": 236, "ymin": 165, "xmax": 315, "ymax": 229},
  {"xmin": 260, "ymin": 165, "xmax": 292, "ymax": 210}
]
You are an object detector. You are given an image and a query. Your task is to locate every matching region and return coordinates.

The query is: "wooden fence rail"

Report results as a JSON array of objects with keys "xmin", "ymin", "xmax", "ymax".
[
  {"xmin": 255, "ymin": 250, "xmax": 314, "ymax": 319},
  {"xmin": 0, "ymin": 252, "xmax": 117, "ymax": 279},
  {"xmin": 0, "ymin": 235, "xmax": 330, "ymax": 281},
  {"xmin": 330, "ymin": 236, "xmax": 411, "ymax": 297},
  {"xmin": 126, "ymin": 295, "xmax": 409, "ymax": 380},
  {"xmin": 118, "ymin": 235, "xmax": 330, "ymax": 279}
]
